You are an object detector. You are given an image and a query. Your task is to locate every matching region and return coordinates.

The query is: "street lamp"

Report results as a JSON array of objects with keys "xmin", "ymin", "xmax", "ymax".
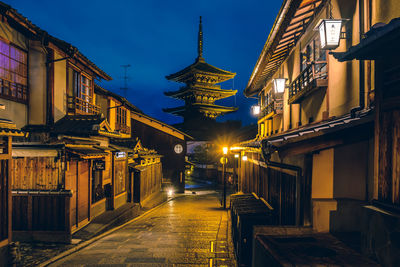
[
  {"xmin": 242, "ymin": 155, "xmax": 248, "ymax": 161},
  {"xmin": 316, "ymin": 19, "xmax": 344, "ymax": 50},
  {"xmin": 221, "ymin": 146, "xmax": 229, "ymax": 209},
  {"xmin": 251, "ymin": 105, "xmax": 260, "ymax": 116},
  {"xmin": 273, "ymin": 78, "xmax": 287, "ymax": 94}
]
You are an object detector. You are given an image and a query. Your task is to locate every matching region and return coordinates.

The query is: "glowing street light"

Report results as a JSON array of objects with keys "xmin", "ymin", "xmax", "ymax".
[
  {"xmin": 252, "ymin": 105, "xmax": 260, "ymax": 116},
  {"xmin": 234, "ymin": 154, "xmax": 239, "ymax": 158},
  {"xmin": 242, "ymin": 155, "xmax": 248, "ymax": 161},
  {"xmin": 222, "ymin": 146, "xmax": 229, "ymax": 155}
]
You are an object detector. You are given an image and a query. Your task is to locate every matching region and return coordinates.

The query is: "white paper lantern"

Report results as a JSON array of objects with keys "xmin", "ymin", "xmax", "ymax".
[{"xmin": 317, "ymin": 19, "xmax": 343, "ymax": 50}]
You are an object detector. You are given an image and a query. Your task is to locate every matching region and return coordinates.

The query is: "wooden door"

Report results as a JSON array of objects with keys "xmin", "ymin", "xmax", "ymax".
[
  {"xmin": 66, "ymin": 160, "xmax": 77, "ymax": 227},
  {"xmin": 77, "ymin": 161, "xmax": 89, "ymax": 224},
  {"xmin": 0, "ymin": 159, "xmax": 9, "ymax": 242},
  {"xmin": 133, "ymin": 171, "xmax": 140, "ymax": 203}
]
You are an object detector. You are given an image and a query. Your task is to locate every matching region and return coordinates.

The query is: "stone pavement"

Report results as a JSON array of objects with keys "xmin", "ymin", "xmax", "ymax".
[{"xmin": 50, "ymin": 192, "xmax": 237, "ymax": 266}]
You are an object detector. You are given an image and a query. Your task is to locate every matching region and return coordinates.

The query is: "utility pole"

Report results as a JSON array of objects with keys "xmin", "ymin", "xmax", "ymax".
[{"xmin": 120, "ymin": 64, "xmax": 131, "ymax": 98}]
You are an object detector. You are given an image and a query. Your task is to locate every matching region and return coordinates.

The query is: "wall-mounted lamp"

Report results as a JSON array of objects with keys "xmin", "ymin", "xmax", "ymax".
[
  {"xmin": 242, "ymin": 155, "xmax": 248, "ymax": 161},
  {"xmin": 316, "ymin": 19, "xmax": 348, "ymax": 50},
  {"xmin": 273, "ymin": 78, "xmax": 287, "ymax": 94},
  {"xmin": 251, "ymin": 105, "xmax": 260, "ymax": 116}
]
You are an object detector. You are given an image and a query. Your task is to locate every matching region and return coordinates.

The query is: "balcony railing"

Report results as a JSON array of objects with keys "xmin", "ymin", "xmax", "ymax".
[
  {"xmin": 115, "ymin": 123, "xmax": 131, "ymax": 134},
  {"xmin": 260, "ymin": 99, "xmax": 283, "ymax": 119},
  {"xmin": 67, "ymin": 96, "xmax": 100, "ymax": 115},
  {"xmin": 288, "ymin": 62, "xmax": 328, "ymax": 104}
]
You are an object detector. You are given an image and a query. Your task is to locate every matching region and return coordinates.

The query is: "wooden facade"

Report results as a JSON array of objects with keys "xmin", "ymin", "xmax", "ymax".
[{"xmin": 131, "ymin": 112, "xmax": 189, "ymax": 193}]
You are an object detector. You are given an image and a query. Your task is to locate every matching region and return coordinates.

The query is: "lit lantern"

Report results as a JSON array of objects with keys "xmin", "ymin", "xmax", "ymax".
[
  {"xmin": 317, "ymin": 19, "xmax": 343, "ymax": 50},
  {"xmin": 234, "ymin": 154, "xmax": 239, "ymax": 158},
  {"xmin": 273, "ymin": 78, "xmax": 287, "ymax": 94},
  {"xmin": 252, "ymin": 105, "xmax": 260, "ymax": 116},
  {"xmin": 242, "ymin": 155, "xmax": 248, "ymax": 161},
  {"xmin": 222, "ymin": 146, "xmax": 228, "ymax": 155}
]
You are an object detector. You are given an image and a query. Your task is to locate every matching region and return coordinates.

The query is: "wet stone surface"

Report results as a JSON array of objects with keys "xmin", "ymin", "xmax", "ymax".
[{"xmin": 51, "ymin": 193, "xmax": 236, "ymax": 266}]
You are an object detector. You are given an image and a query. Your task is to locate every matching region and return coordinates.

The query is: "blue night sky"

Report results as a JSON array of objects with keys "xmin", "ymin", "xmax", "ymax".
[{"xmin": 7, "ymin": 0, "xmax": 281, "ymax": 126}]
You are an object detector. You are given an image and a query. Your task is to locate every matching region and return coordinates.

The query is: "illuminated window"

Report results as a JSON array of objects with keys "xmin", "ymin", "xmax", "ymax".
[
  {"xmin": 68, "ymin": 66, "xmax": 98, "ymax": 114},
  {"xmin": 0, "ymin": 39, "xmax": 28, "ymax": 103}
]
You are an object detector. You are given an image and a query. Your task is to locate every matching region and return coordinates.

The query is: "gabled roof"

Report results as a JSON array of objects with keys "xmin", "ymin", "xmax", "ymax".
[
  {"xmin": 94, "ymin": 84, "xmax": 142, "ymax": 113},
  {"xmin": 332, "ymin": 18, "xmax": 400, "ymax": 61},
  {"xmin": 0, "ymin": 1, "xmax": 111, "ymax": 81},
  {"xmin": 245, "ymin": 0, "xmax": 325, "ymax": 97},
  {"xmin": 166, "ymin": 57, "xmax": 236, "ymax": 83}
]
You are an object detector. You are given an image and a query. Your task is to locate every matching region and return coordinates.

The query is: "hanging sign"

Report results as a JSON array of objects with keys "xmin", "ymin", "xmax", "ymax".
[
  {"xmin": 174, "ymin": 144, "xmax": 183, "ymax": 154},
  {"xmin": 94, "ymin": 160, "xmax": 106, "ymax": 170},
  {"xmin": 115, "ymin": 151, "xmax": 126, "ymax": 158}
]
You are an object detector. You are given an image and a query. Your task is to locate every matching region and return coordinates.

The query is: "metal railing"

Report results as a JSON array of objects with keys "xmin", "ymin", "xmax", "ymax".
[{"xmin": 289, "ymin": 62, "xmax": 327, "ymax": 102}]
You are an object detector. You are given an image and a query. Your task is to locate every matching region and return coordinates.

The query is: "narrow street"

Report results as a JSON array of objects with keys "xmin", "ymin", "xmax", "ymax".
[{"xmin": 50, "ymin": 191, "xmax": 236, "ymax": 266}]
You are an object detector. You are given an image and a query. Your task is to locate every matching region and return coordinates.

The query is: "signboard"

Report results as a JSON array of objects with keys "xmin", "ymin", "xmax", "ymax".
[
  {"xmin": 94, "ymin": 160, "xmax": 105, "ymax": 170},
  {"xmin": 174, "ymin": 144, "xmax": 183, "ymax": 154},
  {"xmin": 115, "ymin": 151, "xmax": 127, "ymax": 159}
]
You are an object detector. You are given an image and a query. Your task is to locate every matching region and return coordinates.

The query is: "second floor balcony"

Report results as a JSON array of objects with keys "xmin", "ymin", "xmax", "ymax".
[
  {"xmin": 67, "ymin": 96, "xmax": 101, "ymax": 115},
  {"xmin": 288, "ymin": 62, "xmax": 328, "ymax": 104},
  {"xmin": 115, "ymin": 122, "xmax": 131, "ymax": 134},
  {"xmin": 260, "ymin": 99, "xmax": 283, "ymax": 119}
]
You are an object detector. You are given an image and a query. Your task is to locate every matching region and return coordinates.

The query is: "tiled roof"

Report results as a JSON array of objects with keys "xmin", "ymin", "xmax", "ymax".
[
  {"xmin": 53, "ymin": 115, "xmax": 104, "ymax": 136},
  {"xmin": 0, "ymin": 1, "xmax": 111, "ymax": 80},
  {"xmin": 166, "ymin": 57, "xmax": 235, "ymax": 83},
  {"xmin": 94, "ymin": 84, "xmax": 142, "ymax": 113},
  {"xmin": 332, "ymin": 18, "xmax": 400, "ymax": 61}
]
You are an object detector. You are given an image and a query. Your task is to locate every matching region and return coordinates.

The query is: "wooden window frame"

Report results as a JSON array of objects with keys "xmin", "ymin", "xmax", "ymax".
[{"xmin": 0, "ymin": 38, "xmax": 28, "ymax": 104}]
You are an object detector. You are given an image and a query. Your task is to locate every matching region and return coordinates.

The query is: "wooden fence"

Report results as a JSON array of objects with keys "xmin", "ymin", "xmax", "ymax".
[
  {"xmin": 240, "ymin": 152, "xmax": 298, "ymax": 225},
  {"xmin": 12, "ymin": 191, "xmax": 72, "ymax": 242}
]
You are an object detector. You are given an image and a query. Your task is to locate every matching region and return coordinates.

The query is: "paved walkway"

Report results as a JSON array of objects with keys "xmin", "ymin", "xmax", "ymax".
[{"xmin": 51, "ymin": 192, "xmax": 236, "ymax": 266}]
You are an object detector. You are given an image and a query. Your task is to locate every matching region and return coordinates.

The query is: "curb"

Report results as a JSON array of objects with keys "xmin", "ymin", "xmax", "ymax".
[{"xmin": 39, "ymin": 195, "xmax": 184, "ymax": 267}]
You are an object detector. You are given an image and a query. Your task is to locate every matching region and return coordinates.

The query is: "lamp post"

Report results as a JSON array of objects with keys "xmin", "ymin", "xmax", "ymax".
[{"xmin": 222, "ymin": 146, "xmax": 228, "ymax": 209}]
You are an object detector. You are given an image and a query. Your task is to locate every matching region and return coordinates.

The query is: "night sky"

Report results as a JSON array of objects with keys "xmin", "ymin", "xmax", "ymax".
[{"xmin": 7, "ymin": 0, "xmax": 281, "ymax": 126}]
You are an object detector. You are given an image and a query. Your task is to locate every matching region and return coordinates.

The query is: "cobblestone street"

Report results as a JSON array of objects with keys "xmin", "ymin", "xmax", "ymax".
[{"xmin": 50, "ymin": 192, "xmax": 236, "ymax": 266}]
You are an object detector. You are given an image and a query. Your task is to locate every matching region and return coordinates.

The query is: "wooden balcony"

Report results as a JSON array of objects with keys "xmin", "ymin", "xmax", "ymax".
[
  {"xmin": 260, "ymin": 99, "xmax": 283, "ymax": 120},
  {"xmin": 115, "ymin": 123, "xmax": 131, "ymax": 134},
  {"xmin": 288, "ymin": 62, "xmax": 328, "ymax": 104},
  {"xmin": 67, "ymin": 96, "xmax": 100, "ymax": 115}
]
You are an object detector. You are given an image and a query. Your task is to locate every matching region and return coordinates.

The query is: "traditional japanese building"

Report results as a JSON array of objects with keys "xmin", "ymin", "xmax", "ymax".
[{"xmin": 164, "ymin": 17, "xmax": 238, "ymax": 140}]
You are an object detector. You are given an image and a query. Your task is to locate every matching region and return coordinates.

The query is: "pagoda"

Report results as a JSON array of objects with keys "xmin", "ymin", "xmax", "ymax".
[{"xmin": 163, "ymin": 17, "xmax": 238, "ymax": 139}]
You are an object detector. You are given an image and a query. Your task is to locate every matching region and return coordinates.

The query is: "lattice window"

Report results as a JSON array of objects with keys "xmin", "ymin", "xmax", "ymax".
[{"xmin": 0, "ymin": 39, "xmax": 27, "ymax": 103}]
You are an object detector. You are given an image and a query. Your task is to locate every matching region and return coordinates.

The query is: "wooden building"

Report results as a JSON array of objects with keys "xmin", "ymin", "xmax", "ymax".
[
  {"xmin": 130, "ymin": 111, "xmax": 191, "ymax": 193},
  {"xmin": 164, "ymin": 17, "xmax": 238, "ymax": 140},
  {"xmin": 0, "ymin": 119, "xmax": 23, "ymax": 266},
  {"xmin": 0, "ymin": 1, "xmax": 168, "ymax": 243},
  {"xmin": 333, "ymin": 17, "xmax": 400, "ymax": 266},
  {"xmin": 235, "ymin": 0, "xmax": 400, "ymax": 265}
]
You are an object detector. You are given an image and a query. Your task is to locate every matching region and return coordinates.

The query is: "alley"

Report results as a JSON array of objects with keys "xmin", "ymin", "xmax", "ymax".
[{"xmin": 50, "ymin": 192, "xmax": 236, "ymax": 266}]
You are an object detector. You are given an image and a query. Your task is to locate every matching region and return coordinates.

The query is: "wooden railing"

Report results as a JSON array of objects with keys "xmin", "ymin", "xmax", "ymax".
[
  {"xmin": 67, "ymin": 96, "xmax": 100, "ymax": 115},
  {"xmin": 288, "ymin": 62, "xmax": 328, "ymax": 104},
  {"xmin": 260, "ymin": 99, "xmax": 283, "ymax": 119},
  {"xmin": 115, "ymin": 123, "xmax": 131, "ymax": 134}
]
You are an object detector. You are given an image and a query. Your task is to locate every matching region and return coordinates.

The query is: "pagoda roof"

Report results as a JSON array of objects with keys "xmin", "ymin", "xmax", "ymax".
[
  {"xmin": 166, "ymin": 57, "xmax": 235, "ymax": 83},
  {"xmin": 163, "ymin": 103, "xmax": 238, "ymax": 117},
  {"xmin": 164, "ymin": 86, "xmax": 237, "ymax": 99}
]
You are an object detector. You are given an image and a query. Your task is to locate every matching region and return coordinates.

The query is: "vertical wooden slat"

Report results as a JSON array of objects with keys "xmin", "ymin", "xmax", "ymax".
[{"xmin": 392, "ymin": 110, "xmax": 400, "ymax": 205}]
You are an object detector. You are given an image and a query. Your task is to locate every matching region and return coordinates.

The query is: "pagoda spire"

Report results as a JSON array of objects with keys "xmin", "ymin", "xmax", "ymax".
[{"xmin": 197, "ymin": 16, "xmax": 204, "ymax": 61}]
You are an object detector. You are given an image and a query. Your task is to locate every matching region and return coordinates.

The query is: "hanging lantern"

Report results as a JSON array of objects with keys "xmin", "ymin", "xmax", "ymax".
[
  {"xmin": 251, "ymin": 105, "xmax": 260, "ymax": 116},
  {"xmin": 273, "ymin": 78, "xmax": 287, "ymax": 94},
  {"xmin": 317, "ymin": 19, "xmax": 343, "ymax": 50}
]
